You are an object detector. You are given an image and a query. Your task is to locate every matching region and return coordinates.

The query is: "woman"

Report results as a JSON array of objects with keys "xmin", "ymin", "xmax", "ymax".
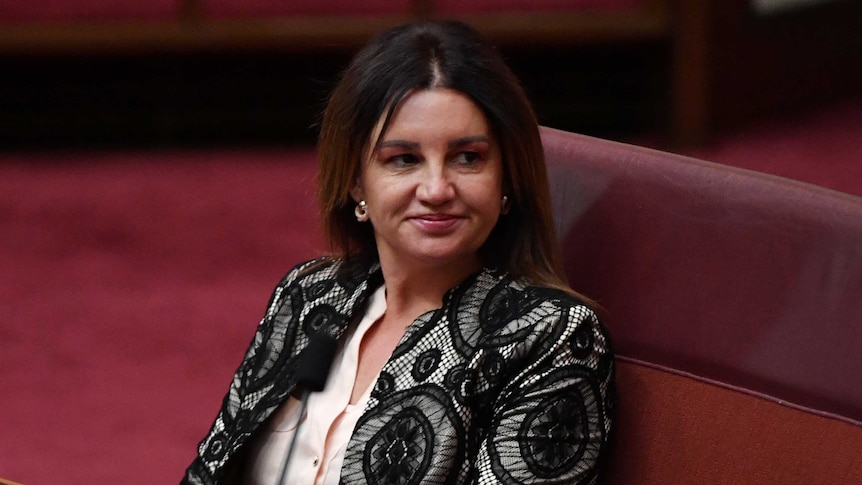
[{"xmin": 183, "ymin": 20, "xmax": 615, "ymax": 485}]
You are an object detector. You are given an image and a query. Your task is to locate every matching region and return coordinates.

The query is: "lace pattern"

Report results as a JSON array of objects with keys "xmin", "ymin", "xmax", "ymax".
[{"xmin": 182, "ymin": 257, "xmax": 615, "ymax": 485}]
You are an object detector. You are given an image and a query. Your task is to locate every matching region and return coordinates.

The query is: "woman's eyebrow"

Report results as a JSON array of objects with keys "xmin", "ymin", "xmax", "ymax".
[
  {"xmin": 376, "ymin": 136, "xmax": 490, "ymax": 151},
  {"xmin": 377, "ymin": 140, "xmax": 420, "ymax": 150},
  {"xmin": 448, "ymin": 136, "xmax": 491, "ymax": 149}
]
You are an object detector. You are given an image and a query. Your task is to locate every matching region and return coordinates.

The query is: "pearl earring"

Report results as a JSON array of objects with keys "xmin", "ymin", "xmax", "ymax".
[{"xmin": 354, "ymin": 200, "xmax": 369, "ymax": 222}]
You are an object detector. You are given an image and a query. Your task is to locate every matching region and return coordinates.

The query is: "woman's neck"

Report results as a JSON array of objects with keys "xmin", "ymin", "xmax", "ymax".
[{"xmin": 377, "ymin": 257, "xmax": 480, "ymax": 323}]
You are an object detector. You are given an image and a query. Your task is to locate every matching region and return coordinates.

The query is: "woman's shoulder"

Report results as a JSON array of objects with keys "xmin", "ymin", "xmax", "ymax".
[
  {"xmin": 275, "ymin": 255, "xmax": 381, "ymax": 291},
  {"xmin": 471, "ymin": 268, "xmax": 595, "ymax": 311},
  {"xmin": 272, "ymin": 256, "xmax": 336, "ymax": 287},
  {"xmin": 456, "ymin": 269, "xmax": 611, "ymax": 351},
  {"xmin": 452, "ymin": 269, "xmax": 602, "ymax": 331},
  {"xmin": 260, "ymin": 256, "xmax": 380, "ymax": 323}
]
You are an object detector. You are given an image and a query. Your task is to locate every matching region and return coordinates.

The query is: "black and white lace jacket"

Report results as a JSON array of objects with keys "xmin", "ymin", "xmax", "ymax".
[{"xmin": 182, "ymin": 257, "xmax": 615, "ymax": 484}]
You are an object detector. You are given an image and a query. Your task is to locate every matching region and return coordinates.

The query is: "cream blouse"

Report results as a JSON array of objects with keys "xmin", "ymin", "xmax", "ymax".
[{"xmin": 243, "ymin": 285, "xmax": 387, "ymax": 485}]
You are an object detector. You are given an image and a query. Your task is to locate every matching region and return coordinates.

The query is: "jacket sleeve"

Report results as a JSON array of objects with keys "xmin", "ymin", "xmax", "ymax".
[
  {"xmin": 181, "ymin": 260, "xmax": 321, "ymax": 485},
  {"xmin": 472, "ymin": 302, "xmax": 616, "ymax": 485}
]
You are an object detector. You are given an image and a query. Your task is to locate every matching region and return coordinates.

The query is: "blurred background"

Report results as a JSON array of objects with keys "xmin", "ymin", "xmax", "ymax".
[
  {"xmin": 2, "ymin": 0, "xmax": 861, "ymax": 483},
  {"xmin": 1, "ymin": 0, "xmax": 860, "ymax": 152}
]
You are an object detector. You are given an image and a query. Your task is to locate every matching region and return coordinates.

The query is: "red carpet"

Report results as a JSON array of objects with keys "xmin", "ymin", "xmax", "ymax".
[
  {"xmin": 2, "ymin": 97, "xmax": 860, "ymax": 484},
  {"xmin": 678, "ymin": 95, "xmax": 862, "ymax": 197},
  {"xmin": 1, "ymin": 150, "xmax": 323, "ymax": 483}
]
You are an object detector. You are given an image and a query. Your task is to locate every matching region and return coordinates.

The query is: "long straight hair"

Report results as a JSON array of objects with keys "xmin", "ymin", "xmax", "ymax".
[{"xmin": 317, "ymin": 21, "xmax": 573, "ymax": 293}]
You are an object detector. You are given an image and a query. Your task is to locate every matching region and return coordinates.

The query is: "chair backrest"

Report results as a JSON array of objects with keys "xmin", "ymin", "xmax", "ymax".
[
  {"xmin": 604, "ymin": 359, "xmax": 862, "ymax": 484},
  {"xmin": 540, "ymin": 127, "xmax": 862, "ymax": 484}
]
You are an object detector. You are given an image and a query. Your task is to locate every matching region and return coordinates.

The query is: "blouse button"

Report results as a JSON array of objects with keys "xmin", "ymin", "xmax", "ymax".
[{"xmin": 312, "ymin": 456, "xmax": 320, "ymax": 467}]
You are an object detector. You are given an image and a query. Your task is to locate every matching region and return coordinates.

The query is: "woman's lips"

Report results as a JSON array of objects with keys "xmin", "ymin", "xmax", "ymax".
[{"xmin": 411, "ymin": 214, "xmax": 462, "ymax": 233}]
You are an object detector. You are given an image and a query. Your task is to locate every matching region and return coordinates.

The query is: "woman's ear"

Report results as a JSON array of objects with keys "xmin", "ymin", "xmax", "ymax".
[{"xmin": 349, "ymin": 183, "xmax": 364, "ymax": 204}]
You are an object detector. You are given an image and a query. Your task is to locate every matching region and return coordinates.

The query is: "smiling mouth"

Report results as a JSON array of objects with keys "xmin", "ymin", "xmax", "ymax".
[
  {"xmin": 417, "ymin": 213, "xmax": 459, "ymax": 221},
  {"xmin": 412, "ymin": 214, "xmax": 462, "ymax": 232}
]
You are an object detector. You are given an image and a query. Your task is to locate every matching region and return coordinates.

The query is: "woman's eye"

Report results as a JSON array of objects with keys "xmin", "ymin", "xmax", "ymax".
[
  {"xmin": 389, "ymin": 154, "xmax": 418, "ymax": 166},
  {"xmin": 456, "ymin": 151, "xmax": 480, "ymax": 165}
]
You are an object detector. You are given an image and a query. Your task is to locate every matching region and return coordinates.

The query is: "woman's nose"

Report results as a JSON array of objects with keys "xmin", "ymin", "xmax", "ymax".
[{"xmin": 417, "ymin": 164, "xmax": 455, "ymax": 204}]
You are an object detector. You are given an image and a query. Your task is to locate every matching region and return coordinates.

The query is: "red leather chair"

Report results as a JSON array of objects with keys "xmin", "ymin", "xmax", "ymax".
[{"xmin": 541, "ymin": 127, "xmax": 862, "ymax": 484}]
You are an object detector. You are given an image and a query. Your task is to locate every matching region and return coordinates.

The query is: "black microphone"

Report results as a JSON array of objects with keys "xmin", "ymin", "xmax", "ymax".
[
  {"xmin": 276, "ymin": 332, "xmax": 339, "ymax": 483},
  {"xmin": 296, "ymin": 332, "xmax": 339, "ymax": 391}
]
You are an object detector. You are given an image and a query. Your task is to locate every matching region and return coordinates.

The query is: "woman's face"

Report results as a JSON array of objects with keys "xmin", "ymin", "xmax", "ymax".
[{"xmin": 352, "ymin": 88, "xmax": 505, "ymax": 274}]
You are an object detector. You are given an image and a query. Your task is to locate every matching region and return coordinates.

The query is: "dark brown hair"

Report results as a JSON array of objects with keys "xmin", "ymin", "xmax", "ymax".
[{"xmin": 317, "ymin": 20, "xmax": 570, "ymax": 291}]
